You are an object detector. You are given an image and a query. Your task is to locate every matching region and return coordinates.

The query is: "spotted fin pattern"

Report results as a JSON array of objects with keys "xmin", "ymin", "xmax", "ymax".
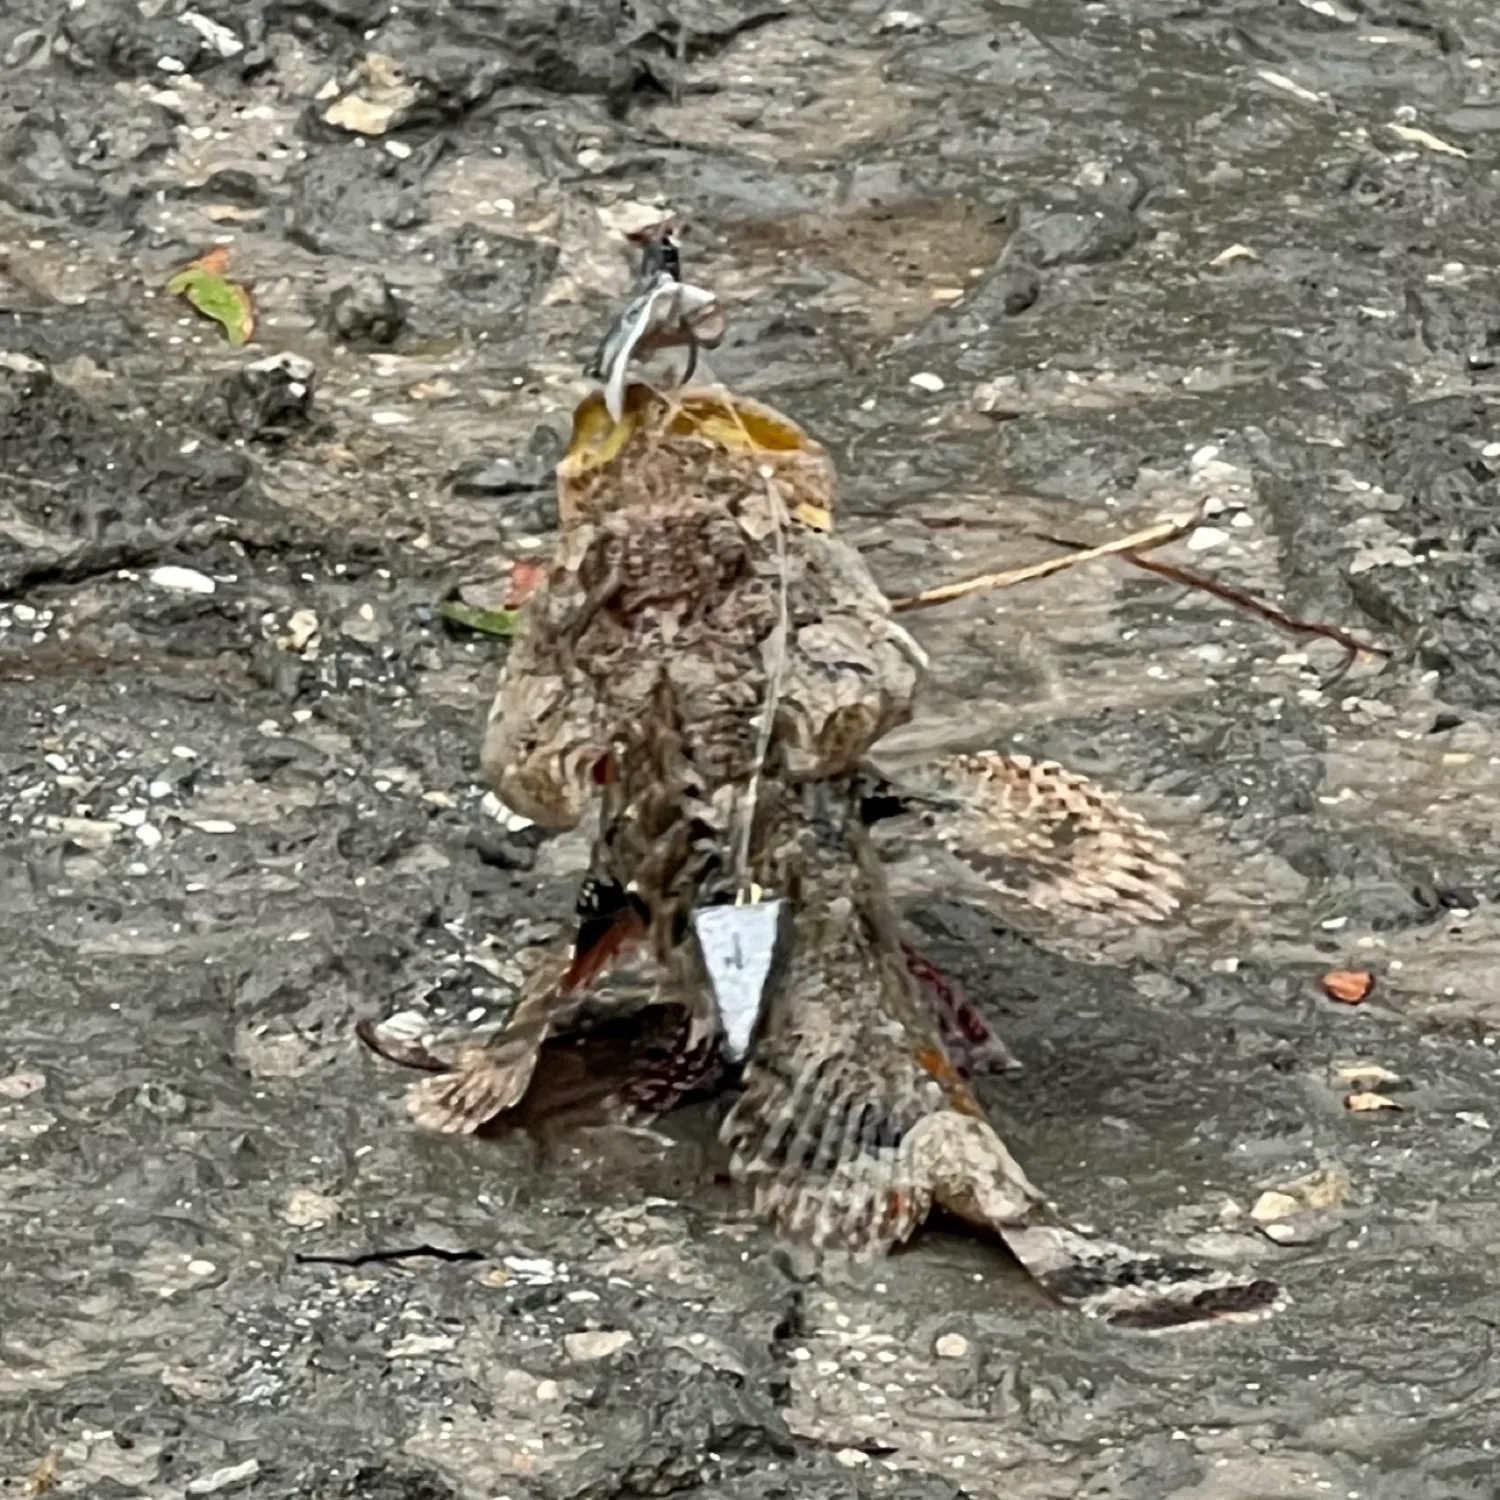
[{"xmin": 887, "ymin": 751, "xmax": 1184, "ymax": 925}]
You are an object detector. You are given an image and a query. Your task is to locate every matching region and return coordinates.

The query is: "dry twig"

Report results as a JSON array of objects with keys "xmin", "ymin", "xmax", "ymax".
[
  {"xmin": 889, "ymin": 504, "xmax": 1207, "ymax": 613},
  {"xmin": 1109, "ymin": 551, "xmax": 1388, "ymax": 661}
]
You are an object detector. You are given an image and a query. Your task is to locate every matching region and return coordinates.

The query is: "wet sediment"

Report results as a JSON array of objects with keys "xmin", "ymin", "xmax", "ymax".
[{"xmin": 3, "ymin": 1, "xmax": 1500, "ymax": 1495}]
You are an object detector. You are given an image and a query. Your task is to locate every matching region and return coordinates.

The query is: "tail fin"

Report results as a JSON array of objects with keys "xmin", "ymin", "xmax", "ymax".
[
  {"xmin": 995, "ymin": 1224, "xmax": 1279, "ymax": 1330},
  {"xmin": 727, "ymin": 958, "xmax": 1278, "ymax": 1328},
  {"xmin": 724, "ymin": 817, "xmax": 1277, "ymax": 1328}
]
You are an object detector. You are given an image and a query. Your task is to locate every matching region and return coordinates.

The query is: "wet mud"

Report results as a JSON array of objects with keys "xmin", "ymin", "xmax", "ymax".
[{"xmin": 4, "ymin": 1, "xmax": 1500, "ymax": 1496}]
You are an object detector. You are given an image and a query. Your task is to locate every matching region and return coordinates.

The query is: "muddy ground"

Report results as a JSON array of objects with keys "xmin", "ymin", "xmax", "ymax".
[{"xmin": 4, "ymin": 0, "xmax": 1500, "ymax": 1496}]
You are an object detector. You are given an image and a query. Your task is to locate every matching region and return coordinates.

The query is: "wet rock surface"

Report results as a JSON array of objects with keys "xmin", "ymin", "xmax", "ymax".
[{"xmin": 4, "ymin": 0, "xmax": 1500, "ymax": 1495}]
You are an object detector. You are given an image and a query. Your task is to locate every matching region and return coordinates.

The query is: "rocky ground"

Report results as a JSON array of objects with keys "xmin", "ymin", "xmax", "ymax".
[{"xmin": 4, "ymin": 1, "xmax": 1500, "ymax": 1496}]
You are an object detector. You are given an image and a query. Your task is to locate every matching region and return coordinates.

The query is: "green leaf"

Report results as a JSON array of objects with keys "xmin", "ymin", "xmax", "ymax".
[
  {"xmin": 437, "ymin": 600, "xmax": 519, "ymax": 637},
  {"xmin": 167, "ymin": 261, "xmax": 256, "ymax": 346}
]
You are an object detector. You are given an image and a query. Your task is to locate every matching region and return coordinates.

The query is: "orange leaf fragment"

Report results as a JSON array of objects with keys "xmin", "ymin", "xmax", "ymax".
[
  {"xmin": 505, "ymin": 561, "xmax": 548, "ymax": 608},
  {"xmin": 1321, "ymin": 969, "xmax": 1374, "ymax": 1005}
]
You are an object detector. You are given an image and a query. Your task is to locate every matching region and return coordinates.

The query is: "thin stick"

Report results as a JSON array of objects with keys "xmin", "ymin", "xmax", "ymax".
[
  {"xmin": 1112, "ymin": 551, "xmax": 1389, "ymax": 659},
  {"xmin": 732, "ymin": 465, "xmax": 790, "ymax": 888},
  {"xmin": 889, "ymin": 504, "xmax": 1206, "ymax": 613}
]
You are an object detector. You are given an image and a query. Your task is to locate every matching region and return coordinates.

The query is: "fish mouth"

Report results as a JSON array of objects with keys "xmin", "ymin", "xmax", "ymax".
[{"xmin": 586, "ymin": 222, "xmax": 727, "ymax": 419}]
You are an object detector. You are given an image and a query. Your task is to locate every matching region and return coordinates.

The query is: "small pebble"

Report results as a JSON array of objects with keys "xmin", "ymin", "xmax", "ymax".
[
  {"xmin": 934, "ymin": 1333, "xmax": 969, "ymax": 1359},
  {"xmin": 43, "ymin": 815, "xmax": 116, "ymax": 847},
  {"xmin": 193, "ymin": 820, "xmax": 238, "ymax": 834},
  {"xmin": 283, "ymin": 1188, "xmax": 340, "ymax": 1228},
  {"xmin": 1260, "ymin": 1220, "xmax": 1302, "ymax": 1244},
  {"xmin": 908, "ymin": 371, "xmax": 946, "ymax": 393},
  {"xmin": 0, "ymin": 1069, "xmax": 46, "ymax": 1100},
  {"xmin": 13, "ymin": 604, "xmax": 37, "ymax": 623},
  {"xmin": 277, "ymin": 609, "xmax": 320, "ymax": 654},
  {"xmin": 1187, "ymin": 525, "xmax": 1231, "ymax": 552},
  {"xmin": 503, "ymin": 1255, "xmax": 556, "ymax": 1277},
  {"xmin": 1250, "ymin": 1190, "xmax": 1300, "ymax": 1223},
  {"xmin": 564, "ymin": 1329, "xmax": 634, "ymax": 1361},
  {"xmin": 134, "ymin": 823, "xmax": 163, "ymax": 849},
  {"xmin": 387, "ymin": 1332, "xmax": 456, "ymax": 1357}
]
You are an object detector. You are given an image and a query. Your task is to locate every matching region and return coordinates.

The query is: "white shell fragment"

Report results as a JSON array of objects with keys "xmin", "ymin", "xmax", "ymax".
[
  {"xmin": 180, "ymin": 12, "xmax": 244, "ymax": 58},
  {"xmin": 692, "ymin": 898, "xmax": 786, "ymax": 1062},
  {"xmin": 1210, "ymin": 243, "xmax": 1258, "ymax": 267},
  {"xmin": 149, "ymin": 565, "xmax": 216, "ymax": 595},
  {"xmin": 1387, "ymin": 122, "xmax": 1468, "ymax": 159},
  {"xmin": 1256, "ymin": 69, "xmax": 1325, "ymax": 107}
]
